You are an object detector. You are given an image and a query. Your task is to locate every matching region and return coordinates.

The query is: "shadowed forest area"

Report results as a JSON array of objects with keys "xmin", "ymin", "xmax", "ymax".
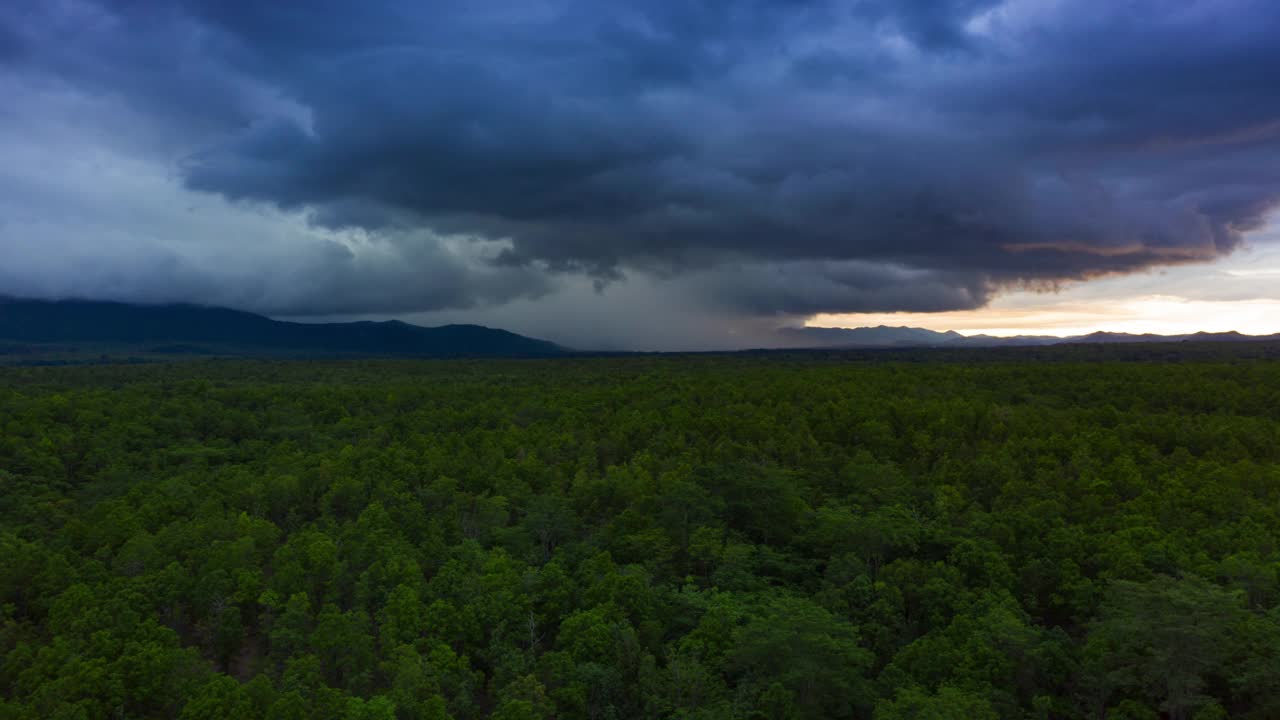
[{"xmin": 3, "ymin": 356, "xmax": 1280, "ymax": 719}]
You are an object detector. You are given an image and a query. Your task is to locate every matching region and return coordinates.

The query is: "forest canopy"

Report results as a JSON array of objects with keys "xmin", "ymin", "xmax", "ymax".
[{"xmin": 2, "ymin": 355, "xmax": 1279, "ymax": 719}]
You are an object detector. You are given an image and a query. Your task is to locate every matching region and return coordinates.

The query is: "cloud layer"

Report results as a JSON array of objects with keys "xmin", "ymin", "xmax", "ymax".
[{"xmin": 3, "ymin": 0, "xmax": 1280, "ymax": 328}]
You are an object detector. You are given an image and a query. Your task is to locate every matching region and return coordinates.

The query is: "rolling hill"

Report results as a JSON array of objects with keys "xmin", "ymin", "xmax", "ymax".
[{"xmin": 0, "ymin": 298, "xmax": 565, "ymax": 358}]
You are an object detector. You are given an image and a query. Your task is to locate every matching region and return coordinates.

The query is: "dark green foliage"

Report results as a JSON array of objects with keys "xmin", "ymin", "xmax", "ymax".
[{"xmin": 3, "ymin": 356, "xmax": 1280, "ymax": 718}]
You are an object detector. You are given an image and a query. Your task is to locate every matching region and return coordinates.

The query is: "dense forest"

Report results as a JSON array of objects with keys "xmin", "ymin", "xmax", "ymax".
[{"xmin": 3, "ymin": 355, "xmax": 1279, "ymax": 719}]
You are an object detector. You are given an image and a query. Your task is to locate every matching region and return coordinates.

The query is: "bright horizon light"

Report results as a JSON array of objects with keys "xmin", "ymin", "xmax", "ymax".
[
  {"xmin": 803, "ymin": 135, "xmax": 1280, "ymax": 345},
  {"xmin": 811, "ymin": 227, "xmax": 1280, "ymax": 338},
  {"xmin": 811, "ymin": 295, "xmax": 1280, "ymax": 338}
]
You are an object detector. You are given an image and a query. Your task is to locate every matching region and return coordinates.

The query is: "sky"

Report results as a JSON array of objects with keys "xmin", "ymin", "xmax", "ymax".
[{"xmin": 2, "ymin": 0, "xmax": 1279, "ymax": 350}]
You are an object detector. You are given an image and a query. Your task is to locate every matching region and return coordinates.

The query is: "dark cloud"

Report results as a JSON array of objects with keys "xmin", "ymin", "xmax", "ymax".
[
  {"xmin": 0, "ymin": 13, "xmax": 24, "ymax": 62},
  {"xmin": 0, "ymin": 207, "xmax": 553, "ymax": 317},
  {"xmin": 3, "ymin": 0, "xmax": 1280, "ymax": 324},
  {"xmin": 692, "ymin": 260, "xmax": 993, "ymax": 317},
  {"xmin": 851, "ymin": 0, "xmax": 1004, "ymax": 50}
]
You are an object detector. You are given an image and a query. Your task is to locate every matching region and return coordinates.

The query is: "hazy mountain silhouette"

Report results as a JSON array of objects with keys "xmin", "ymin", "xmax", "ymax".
[
  {"xmin": 778, "ymin": 325, "xmax": 1280, "ymax": 349},
  {"xmin": 0, "ymin": 298, "xmax": 565, "ymax": 357},
  {"xmin": 776, "ymin": 325, "xmax": 966, "ymax": 348},
  {"xmin": 4, "ymin": 297, "xmax": 1275, "ymax": 357}
]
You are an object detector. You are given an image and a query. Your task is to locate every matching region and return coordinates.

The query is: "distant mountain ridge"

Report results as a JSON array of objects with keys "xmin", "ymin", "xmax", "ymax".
[
  {"xmin": 0, "ymin": 298, "xmax": 565, "ymax": 357},
  {"xmin": 3, "ymin": 297, "xmax": 1273, "ymax": 357},
  {"xmin": 778, "ymin": 325, "xmax": 1280, "ymax": 349},
  {"xmin": 777, "ymin": 325, "xmax": 967, "ymax": 347}
]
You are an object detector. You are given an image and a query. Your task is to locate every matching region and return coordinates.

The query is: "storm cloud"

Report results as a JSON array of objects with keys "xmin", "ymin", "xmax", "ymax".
[{"xmin": 3, "ymin": 0, "xmax": 1280, "ymax": 328}]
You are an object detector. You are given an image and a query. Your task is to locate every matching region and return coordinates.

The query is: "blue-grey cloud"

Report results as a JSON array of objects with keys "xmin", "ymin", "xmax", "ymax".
[{"xmin": 3, "ymin": 0, "xmax": 1280, "ymax": 320}]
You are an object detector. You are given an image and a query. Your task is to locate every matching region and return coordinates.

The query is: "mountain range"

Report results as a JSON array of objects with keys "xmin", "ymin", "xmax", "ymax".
[
  {"xmin": 3, "ymin": 297, "xmax": 1277, "ymax": 358},
  {"xmin": 777, "ymin": 325, "xmax": 1279, "ymax": 349},
  {"xmin": 0, "ymin": 298, "xmax": 564, "ymax": 357}
]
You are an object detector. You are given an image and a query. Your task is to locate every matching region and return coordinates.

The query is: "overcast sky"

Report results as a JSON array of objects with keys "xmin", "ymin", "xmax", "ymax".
[{"xmin": 2, "ymin": 0, "xmax": 1279, "ymax": 350}]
